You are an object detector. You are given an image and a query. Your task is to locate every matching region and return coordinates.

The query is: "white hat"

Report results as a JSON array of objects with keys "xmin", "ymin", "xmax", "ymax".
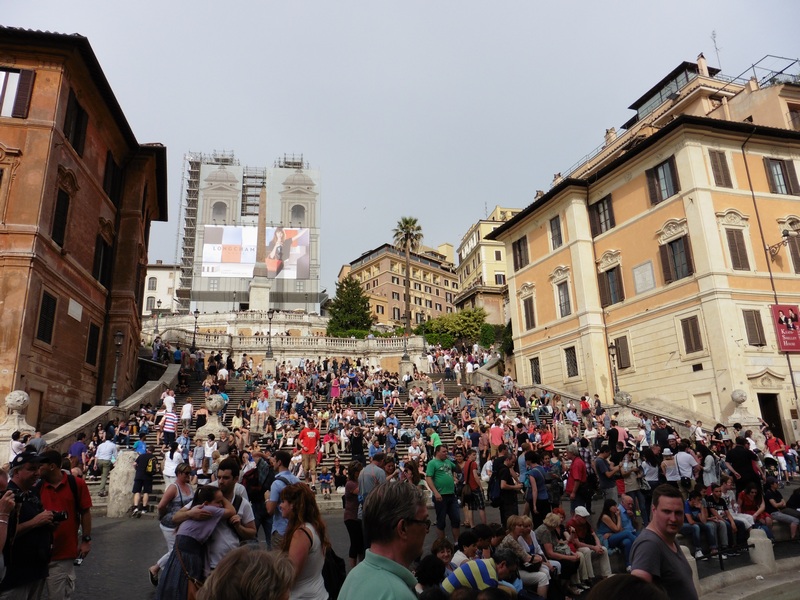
[
  {"xmin": 662, "ymin": 448, "xmax": 673, "ymax": 456},
  {"xmin": 574, "ymin": 506, "xmax": 591, "ymax": 518}
]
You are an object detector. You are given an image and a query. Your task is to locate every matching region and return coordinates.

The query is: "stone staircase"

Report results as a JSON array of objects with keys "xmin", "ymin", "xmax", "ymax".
[{"xmin": 87, "ymin": 369, "xmax": 570, "ymax": 516}]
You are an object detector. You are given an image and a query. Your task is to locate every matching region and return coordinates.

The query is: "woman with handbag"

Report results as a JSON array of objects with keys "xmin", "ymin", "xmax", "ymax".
[
  {"xmin": 149, "ymin": 463, "xmax": 194, "ymax": 586},
  {"xmin": 280, "ymin": 483, "xmax": 330, "ymax": 599}
]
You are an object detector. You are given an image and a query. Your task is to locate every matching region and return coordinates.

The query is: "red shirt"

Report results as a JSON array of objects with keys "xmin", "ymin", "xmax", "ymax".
[
  {"xmin": 540, "ymin": 431, "xmax": 555, "ymax": 451},
  {"xmin": 39, "ymin": 472, "xmax": 92, "ymax": 560},
  {"xmin": 765, "ymin": 437, "xmax": 786, "ymax": 456},
  {"xmin": 565, "ymin": 456, "xmax": 587, "ymax": 495},
  {"xmin": 489, "ymin": 425, "xmax": 505, "ymax": 446},
  {"xmin": 298, "ymin": 427, "xmax": 320, "ymax": 455}
]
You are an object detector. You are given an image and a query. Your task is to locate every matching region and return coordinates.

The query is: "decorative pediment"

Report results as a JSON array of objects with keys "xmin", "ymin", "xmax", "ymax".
[
  {"xmin": 596, "ymin": 249, "xmax": 621, "ymax": 273},
  {"xmin": 549, "ymin": 265, "xmax": 570, "ymax": 284},
  {"xmin": 57, "ymin": 165, "xmax": 80, "ymax": 195},
  {"xmin": 0, "ymin": 142, "xmax": 22, "ymax": 162},
  {"xmin": 716, "ymin": 208, "xmax": 749, "ymax": 228},
  {"xmin": 516, "ymin": 282, "xmax": 535, "ymax": 298},
  {"xmin": 777, "ymin": 215, "xmax": 800, "ymax": 237},
  {"xmin": 655, "ymin": 218, "xmax": 688, "ymax": 245},
  {"xmin": 746, "ymin": 368, "xmax": 785, "ymax": 389}
]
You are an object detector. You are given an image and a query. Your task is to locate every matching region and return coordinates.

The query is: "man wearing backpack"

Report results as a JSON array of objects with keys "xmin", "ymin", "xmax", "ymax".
[
  {"xmin": 267, "ymin": 450, "xmax": 299, "ymax": 549},
  {"xmin": 131, "ymin": 445, "xmax": 158, "ymax": 517},
  {"xmin": 38, "ymin": 450, "xmax": 93, "ymax": 599}
]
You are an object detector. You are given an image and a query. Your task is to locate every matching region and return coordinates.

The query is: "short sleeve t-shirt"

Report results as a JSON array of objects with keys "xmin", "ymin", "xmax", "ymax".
[
  {"xmin": 426, "ymin": 458, "xmax": 457, "ymax": 495},
  {"xmin": 299, "ymin": 428, "xmax": 320, "ymax": 455},
  {"xmin": 764, "ymin": 489, "xmax": 784, "ymax": 514},
  {"xmin": 595, "ymin": 457, "xmax": 616, "ymax": 490},
  {"xmin": 630, "ymin": 529, "xmax": 698, "ymax": 600}
]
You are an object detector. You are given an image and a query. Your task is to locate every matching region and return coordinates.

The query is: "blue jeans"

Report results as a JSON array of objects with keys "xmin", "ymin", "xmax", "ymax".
[
  {"xmin": 679, "ymin": 522, "xmax": 717, "ymax": 551},
  {"xmin": 605, "ymin": 531, "xmax": 637, "ymax": 566}
]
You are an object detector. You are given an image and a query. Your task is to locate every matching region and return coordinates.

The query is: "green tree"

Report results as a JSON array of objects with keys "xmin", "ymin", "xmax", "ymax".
[
  {"xmin": 326, "ymin": 276, "xmax": 375, "ymax": 335},
  {"xmin": 392, "ymin": 217, "xmax": 423, "ymax": 336}
]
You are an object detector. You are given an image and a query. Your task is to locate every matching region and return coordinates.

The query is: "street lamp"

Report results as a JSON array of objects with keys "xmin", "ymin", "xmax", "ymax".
[
  {"xmin": 192, "ymin": 308, "xmax": 200, "ymax": 352},
  {"xmin": 608, "ymin": 342, "xmax": 620, "ymax": 394},
  {"xmin": 106, "ymin": 330, "xmax": 124, "ymax": 406},
  {"xmin": 154, "ymin": 299, "xmax": 162, "ymax": 334},
  {"xmin": 266, "ymin": 308, "xmax": 275, "ymax": 359}
]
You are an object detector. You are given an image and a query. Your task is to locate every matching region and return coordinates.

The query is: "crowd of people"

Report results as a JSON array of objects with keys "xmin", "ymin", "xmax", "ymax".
[{"xmin": 4, "ymin": 340, "xmax": 800, "ymax": 600}]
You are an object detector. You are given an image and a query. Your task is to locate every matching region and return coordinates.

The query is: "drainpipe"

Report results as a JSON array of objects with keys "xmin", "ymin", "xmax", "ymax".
[{"xmin": 740, "ymin": 130, "xmax": 799, "ymax": 421}]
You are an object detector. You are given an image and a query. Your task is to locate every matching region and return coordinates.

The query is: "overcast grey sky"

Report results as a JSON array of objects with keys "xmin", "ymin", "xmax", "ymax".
[{"xmin": 8, "ymin": 1, "xmax": 799, "ymax": 294}]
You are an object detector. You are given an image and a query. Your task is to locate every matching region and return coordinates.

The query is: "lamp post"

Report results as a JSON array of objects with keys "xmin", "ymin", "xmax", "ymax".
[
  {"xmin": 420, "ymin": 314, "xmax": 429, "ymax": 358},
  {"xmin": 192, "ymin": 308, "xmax": 200, "ymax": 352},
  {"xmin": 154, "ymin": 299, "xmax": 162, "ymax": 334},
  {"xmin": 266, "ymin": 308, "xmax": 275, "ymax": 359},
  {"xmin": 608, "ymin": 342, "xmax": 620, "ymax": 395},
  {"xmin": 106, "ymin": 330, "xmax": 124, "ymax": 406}
]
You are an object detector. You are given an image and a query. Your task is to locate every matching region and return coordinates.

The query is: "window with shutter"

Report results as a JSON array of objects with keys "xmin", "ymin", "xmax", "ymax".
[
  {"xmin": 63, "ymin": 90, "xmax": 88, "ymax": 156},
  {"xmin": 742, "ymin": 310, "xmax": 766, "ymax": 346},
  {"xmin": 512, "ymin": 236, "xmax": 529, "ymax": 271},
  {"xmin": 86, "ymin": 323, "xmax": 101, "ymax": 366},
  {"xmin": 764, "ymin": 158, "xmax": 800, "ymax": 195},
  {"xmin": 557, "ymin": 282, "xmax": 571, "ymax": 317},
  {"xmin": 646, "ymin": 156, "xmax": 681, "ymax": 204},
  {"xmin": 523, "ymin": 297, "xmax": 535, "ymax": 330},
  {"xmin": 92, "ymin": 236, "xmax": 113, "ymax": 288},
  {"xmin": 660, "ymin": 236, "xmax": 694, "ymax": 284},
  {"xmin": 0, "ymin": 69, "xmax": 35, "ymax": 118},
  {"xmin": 614, "ymin": 336, "xmax": 631, "ymax": 369},
  {"xmin": 590, "ymin": 195, "xmax": 615, "ymax": 237},
  {"xmin": 550, "ymin": 216, "xmax": 563, "ymax": 249},
  {"xmin": 725, "ymin": 229, "xmax": 750, "ymax": 270},
  {"xmin": 103, "ymin": 151, "xmax": 123, "ymax": 207},
  {"xmin": 52, "ymin": 189, "xmax": 70, "ymax": 247},
  {"xmin": 599, "ymin": 266, "xmax": 625, "ymax": 307},
  {"xmin": 36, "ymin": 291, "xmax": 58, "ymax": 345},
  {"xmin": 709, "ymin": 150, "xmax": 733, "ymax": 188},
  {"xmin": 681, "ymin": 316, "xmax": 703, "ymax": 354}
]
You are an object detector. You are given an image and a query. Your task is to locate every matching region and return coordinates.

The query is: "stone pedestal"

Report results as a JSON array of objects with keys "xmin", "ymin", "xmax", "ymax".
[
  {"xmin": 196, "ymin": 394, "xmax": 229, "ymax": 439},
  {"xmin": 399, "ymin": 358, "xmax": 414, "ymax": 383},
  {"xmin": 728, "ymin": 389, "xmax": 766, "ymax": 449},
  {"xmin": 0, "ymin": 390, "xmax": 36, "ymax": 462},
  {"xmin": 680, "ymin": 544, "xmax": 701, "ymax": 593},
  {"xmin": 747, "ymin": 528, "xmax": 776, "ymax": 572},
  {"xmin": 107, "ymin": 449, "xmax": 137, "ymax": 517},
  {"xmin": 248, "ymin": 276, "xmax": 272, "ymax": 312}
]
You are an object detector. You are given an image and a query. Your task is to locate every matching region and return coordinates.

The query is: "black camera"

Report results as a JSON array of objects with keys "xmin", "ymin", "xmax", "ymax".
[{"xmin": 52, "ymin": 510, "xmax": 69, "ymax": 523}]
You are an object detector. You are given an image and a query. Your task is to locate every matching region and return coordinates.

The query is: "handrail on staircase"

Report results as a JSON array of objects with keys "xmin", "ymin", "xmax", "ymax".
[{"xmin": 42, "ymin": 363, "xmax": 181, "ymax": 457}]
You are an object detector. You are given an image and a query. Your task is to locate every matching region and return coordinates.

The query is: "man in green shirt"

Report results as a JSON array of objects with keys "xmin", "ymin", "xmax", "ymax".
[
  {"xmin": 339, "ymin": 482, "xmax": 428, "ymax": 600},
  {"xmin": 425, "ymin": 444, "xmax": 462, "ymax": 541}
]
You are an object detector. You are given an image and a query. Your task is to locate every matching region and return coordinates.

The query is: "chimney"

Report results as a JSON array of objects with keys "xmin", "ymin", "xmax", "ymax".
[
  {"xmin": 697, "ymin": 53, "xmax": 709, "ymax": 77},
  {"xmin": 604, "ymin": 127, "xmax": 617, "ymax": 146}
]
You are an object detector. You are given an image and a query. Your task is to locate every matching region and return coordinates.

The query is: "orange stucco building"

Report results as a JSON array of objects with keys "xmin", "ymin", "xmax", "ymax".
[
  {"xmin": 490, "ymin": 55, "xmax": 800, "ymax": 440},
  {"xmin": 0, "ymin": 28, "xmax": 167, "ymax": 430}
]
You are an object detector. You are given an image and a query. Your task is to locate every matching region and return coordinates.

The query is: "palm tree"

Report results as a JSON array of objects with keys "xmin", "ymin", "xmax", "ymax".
[{"xmin": 392, "ymin": 217, "xmax": 423, "ymax": 336}]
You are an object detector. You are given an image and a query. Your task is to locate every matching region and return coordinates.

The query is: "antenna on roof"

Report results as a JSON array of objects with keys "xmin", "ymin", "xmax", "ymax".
[
  {"xmin": 484, "ymin": 202, "xmax": 488, "ymax": 218},
  {"xmin": 711, "ymin": 30, "xmax": 722, "ymax": 71}
]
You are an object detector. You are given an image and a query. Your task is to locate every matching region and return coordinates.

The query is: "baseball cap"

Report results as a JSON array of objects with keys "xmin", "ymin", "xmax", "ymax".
[
  {"xmin": 574, "ymin": 506, "xmax": 591, "ymax": 518},
  {"xmin": 10, "ymin": 451, "xmax": 45, "ymax": 469},
  {"xmin": 766, "ymin": 476, "xmax": 778, "ymax": 486}
]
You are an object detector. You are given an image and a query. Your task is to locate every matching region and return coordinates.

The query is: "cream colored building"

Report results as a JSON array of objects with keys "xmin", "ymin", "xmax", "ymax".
[
  {"xmin": 143, "ymin": 261, "xmax": 181, "ymax": 319},
  {"xmin": 489, "ymin": 55, "xmax": 800, "ymax": 441},
  {"xmin": 454, "ymin": 206, "xmax": 521, "ymax": 324},
  {"xmin": 342, "ymin": 243, "xmax": 459, "ymax": 327}
]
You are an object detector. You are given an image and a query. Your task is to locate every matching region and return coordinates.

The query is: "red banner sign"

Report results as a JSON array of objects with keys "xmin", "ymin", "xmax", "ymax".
[{"xmin": 771, "ymin": 305, "xmax": 800, "ymax": 353}]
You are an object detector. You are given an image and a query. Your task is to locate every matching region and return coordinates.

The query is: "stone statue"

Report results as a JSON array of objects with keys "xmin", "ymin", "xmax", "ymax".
[{"xmin": 195, "ymin": 394, "xmax": 229, "ymax": 439}]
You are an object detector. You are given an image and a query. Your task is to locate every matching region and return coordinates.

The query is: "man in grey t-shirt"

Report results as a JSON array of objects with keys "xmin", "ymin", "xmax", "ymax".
[{"xmin": 631, "ymin": 484, "xmax": 698, "ymax": 600}]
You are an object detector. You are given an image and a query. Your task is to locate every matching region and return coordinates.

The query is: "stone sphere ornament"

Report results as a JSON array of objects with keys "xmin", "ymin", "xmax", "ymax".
[
  {"xmin": 5, "ymin": 390, "xmax": 30, "ymax": 415},
  {"xmin": 614, "ymin": 391, "xmax": 632, "ymax": 406},
  {"xmin": 731, "ymin": 389, "xmax": 747, "ymax": 406},
  {"xmin": 206, "ymin": 394, "xmax": 225, "ymax": 413}
]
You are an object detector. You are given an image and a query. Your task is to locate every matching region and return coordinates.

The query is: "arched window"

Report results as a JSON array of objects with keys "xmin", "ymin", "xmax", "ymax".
[
  {"xmin": 147, "ymin": 277, "xmax": 157, "ymax": 291},
  {"xmin": 212, "ymin": 201, "xmax": 227, "ymax": 222},
  {"xmin": 290, "ymin": 204, "xmax": 306, "ymax": 226},
  {"xmin": 146, "ymin": 296, "xmax": 155, "ymax": 310}
]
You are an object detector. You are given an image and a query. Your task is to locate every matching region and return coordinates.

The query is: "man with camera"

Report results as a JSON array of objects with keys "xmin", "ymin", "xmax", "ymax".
[
  {"xmin": 37, "ymin": 450, "xmax": 93, "ymax": 599},
  {"xmin": 0, "ymin": 452, "xmax": 52, "ymax": 599}
]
